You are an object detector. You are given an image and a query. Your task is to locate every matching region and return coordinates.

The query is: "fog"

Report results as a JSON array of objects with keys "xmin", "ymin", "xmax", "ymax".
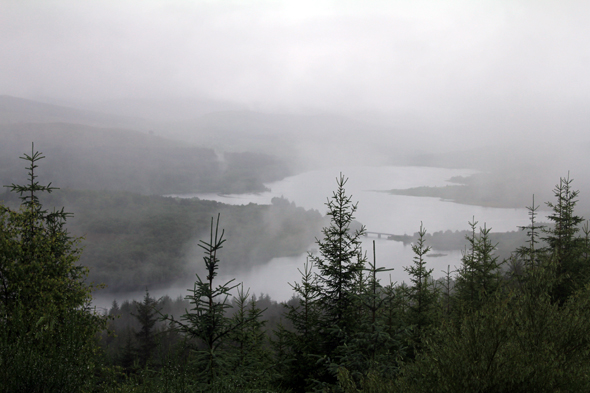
[
  {"xmin": 2, "ymin": 2, "xmax": 589, "ymax": 133},
  {"xmin": 3, "ymin": 1, "xmax": 590, "ymax": 305}
]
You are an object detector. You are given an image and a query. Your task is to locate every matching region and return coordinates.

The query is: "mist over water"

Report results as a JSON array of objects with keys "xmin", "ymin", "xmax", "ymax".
[
  {"xmin": 182, "ymin": 165, "xmax": 533, "ymax": 234},
  {"xmin": 167, "ymin": 165, "xmax": 539, "ymax": 303},
  {"xmin": 5, "ymin": 1, "xmax": 586, "ymax": 310},
  {"xmin": 223, "ymin": 243, "xmax": 466, "ymax": 304}
]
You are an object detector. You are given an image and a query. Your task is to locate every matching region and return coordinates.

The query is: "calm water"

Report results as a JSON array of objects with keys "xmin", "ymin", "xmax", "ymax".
[{"xmin": 170, "ymin": 166, "xmax": 535, "ymax": 302}]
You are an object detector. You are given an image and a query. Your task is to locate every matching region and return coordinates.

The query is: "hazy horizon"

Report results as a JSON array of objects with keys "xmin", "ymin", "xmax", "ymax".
[{"xmin": 1, "ymin": 1, "xmax": 589, "ymax": 147}]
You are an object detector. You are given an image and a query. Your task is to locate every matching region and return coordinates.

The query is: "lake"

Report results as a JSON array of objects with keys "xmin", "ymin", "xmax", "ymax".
[{"xmin": 171, "ymin": 165, "xmax": 536, "ymax": 302}]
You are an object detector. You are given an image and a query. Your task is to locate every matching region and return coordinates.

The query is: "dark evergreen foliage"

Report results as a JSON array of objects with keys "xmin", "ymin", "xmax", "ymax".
[
  {"xmin": 542, "ymin": 174, "xmax": 587, "ymax": 302},
  {"xmin": 454, "ymin": 219, "xmax": 503, "ymax": 315},
  {"xmin": 516, "ymin": 195, "xmax": 544, "ymax": 267},
  {"xmin": 278, "ymin": 260, "xmax": 323, "ymax": 391},
  {"xmin": 228, "ymin": 285, "xmax": 272, "ymax": 388},
  {"xmin": 6, "ymin": 145, "xmax": 590, "ymax": 392},
  {"xmin": 0, "ymin": 145, "xmax": 105, "ymax": 392},
  {"xmin": 165, "ymin": 214, "xmax": 238, "ymax": 386},
  {"xmin": 307, "ymin": 174, "xmax": 368, "ymax": 388},
  {"xmin": 132, "ymin": 290, "xmax": 159, "ymax": 368},
  {"xmin": 404, "ymin": 223, "xmax": 438, "ymax": 354},
  {"xmin": 311, "ymin": 174, "xmax": 367, "ymax": 329}
]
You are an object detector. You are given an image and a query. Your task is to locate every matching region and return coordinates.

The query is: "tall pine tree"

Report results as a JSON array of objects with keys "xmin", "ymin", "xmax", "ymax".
[
  {"xmin": 308, "ymin": 173, "xmax": 367, "ymax": 389},
  {"xmin": 132, "ymin": 290, "xmax": 159, "ymax": 368},
  {"xmin": 310, "ymin": 174, "xmax": 366, "ymax": 334},
  {"xmin": 404, "ymin": 223, "xmax": 438, "ymax": 354},
  {"xmin": 164, "ymin": 214, "xmax": 238, "ymax": 386},
  {"xmin": 454, "ymin": 219, "xmax": 502, "ymax": 314},
  {"xmin": 542, "ymin": 174, "xmax": 586, "ymax": 303},
  {"xmin": 0, "ymin": 145, "xmax": 105, "ymax": 391}
]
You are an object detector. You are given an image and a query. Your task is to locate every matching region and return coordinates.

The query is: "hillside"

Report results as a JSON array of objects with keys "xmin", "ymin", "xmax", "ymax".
[
  {"xmin": 1, "ymin": 189, "xmax": 324, "ymax": 293},
  {"xmin": 0, "ymin": 95, "xmax": 144, "ymax": 128},
  {"xmin": 0, "ymin": 122, "xmax": 289, "ymax": 195}
]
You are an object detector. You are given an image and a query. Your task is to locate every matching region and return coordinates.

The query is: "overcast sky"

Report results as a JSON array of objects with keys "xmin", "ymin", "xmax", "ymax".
[{"xmin": 1, "ymin": 0, "xmax": 589, "ymax": 123}]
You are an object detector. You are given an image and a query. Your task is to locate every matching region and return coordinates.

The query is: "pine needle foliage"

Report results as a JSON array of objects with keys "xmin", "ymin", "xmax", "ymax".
[
  {"xmin": 310, "ymin": 173, "xmax": 366, "ymax": 335},
  {"xmin": 404, "ymin": 223, "xmax": 438, "ymax": 353},
  {"xmin": 163, "ymin": 214, "xmax": 238, "ymax": 386},
  {"xmin": 305, "ymin": 174, "xmax": 371, "ymax": 390},
  {"xmin": 132, "ymin": 290, "xmax": 159, "ymax": 368},
  {"xmin": 542, "ymin": 174, "xmax": 587, "ymax": 302},
  {"xmin": 163, "ymin": 214, "xmax": 268, "ymax": 390},
  {"xmin": 277, "ymin": 259, "xmax": 323, "ymax": 392},
  {"xmin": 0, "ymin": 144, "xmax": 92, "ymax": 318},
  {"xmin": 228, "ymin": 285, "xmax": 271, "ymax": 388},
  {"xmin": 0, "ymin": 144, "xmax": 105, "ymax": 392},
  {"xmin": 454, "ymin": 219, "xmax": 502, "ymax": 314},
  {"xmin": 516, "ymin": 195, "xmax": 544, "ymax": 268}
]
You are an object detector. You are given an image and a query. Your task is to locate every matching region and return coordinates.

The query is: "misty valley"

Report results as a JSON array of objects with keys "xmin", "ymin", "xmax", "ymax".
[
  {"xmin": 3, "ymin": 94, "xmax": 590, "ymax": 392},
  {"xmin": 170, "ymin": 166, "xmax": 534, "ymax": 303},
  {"xmin": 5, "ymin": 3, "xmax": 590, "ymax": 391}
]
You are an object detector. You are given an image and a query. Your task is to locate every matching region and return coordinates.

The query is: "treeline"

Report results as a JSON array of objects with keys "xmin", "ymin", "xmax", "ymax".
[
  {"xmin": 100, "ymin": 291, "xmax": 289, "ymax": 375},
  {"xmin": 387, "ymin": 169, "xmax": 590, "ymax": 214},
  {"xmin": 1, "ymin": 188, "xmax": 324, "ymax": 292},
  {"xmin": 392, "ymin": 228, "xmax": 526, "ymax": 261},
  {"xmin": 92, "ymin": 174, "xmax": 590, "ymax": 392},
  {"xmin": 74, "ymin": 173, "xmax": 590, "ymax": 393},
  {"xmin": 4, "ymin": 150, "xmax": 590, "ymax": 392}
]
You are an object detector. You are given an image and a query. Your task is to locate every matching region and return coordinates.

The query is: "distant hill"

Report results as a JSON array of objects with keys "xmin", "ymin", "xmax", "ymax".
[
  {"xmin": 78, "ymin": 97, "xmax": 245, "ymax": 122},
  {"xmin": 155, "ymin": 110, "xmax": 430, "ymax": 170},
  {"xmin": 0, "ymin": 95, "xmax": 439, "ymax": 170},
  {"xmin": 0, "ymin": 122, "xmax": 289, "ymax": 195},
  {"xmin": 0, "ymin": 95, "xmax": 145, "ymax": 129}
]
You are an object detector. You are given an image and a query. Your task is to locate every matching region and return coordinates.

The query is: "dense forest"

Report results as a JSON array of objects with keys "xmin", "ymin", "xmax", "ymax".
[
  {"xmin": 1, "ymin": 188, "xmax": 324, "ymax": 293},
  {"xmin": 3, "ymin": 0, "xmax": 589, "ymax": 390},
  {"xmin": 3, "ymin": 146, "xmax": 590, "ymax": 392}
]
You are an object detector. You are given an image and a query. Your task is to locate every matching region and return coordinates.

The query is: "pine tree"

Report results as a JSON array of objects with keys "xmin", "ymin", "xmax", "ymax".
[
  {"xmin": 341, "ymin": 241, "xmax": 400, "ymax": 382},
  {"xmin": 164, "ymin": 214, "xmax": 238, "ymax": 386},
  {"xmin": 543, "ymin": 175, "xmax": 584, "ymax": 262},
  {"xmin": 228, "ymin": 286, "xmax": 270, "ymax": 388},
  {"xmin": 380, "ymin": 276, "xmax": 406, "ymax": 344},
  {"xmin": 454, "ymin": 219, "xmax": 502, "ymax": 314},
  {"xmin": 542, "ymin": 174, "xmax": 586, "ymax": 302},
  {"xmin": 404, "ymin": 223, "xmax": 438, "ymax": 353},
  {"xmin": 119, "ymin": 327, "xmax": 137, "ymax": 374},
  {"xmin": 132, "ymin": 289, "xmax": 159, "ymax": 368},
  {"xmin": 363, "ymin": 241, "xmax": 395, "ymax": 364},
  {"xmin": 0, "ymin": 145, "xmax": 93, "ymax": 319},
  {"xmin": 310, "ymin": 173, "xmax": 366, "ymax": 337},
  {"xmin": 164, "ymin": 214, "xmax": 268, "ymax": 389},
  {"xmin": 279, "ymin": 259, "xmax": 323, "ymax": 392},
  {"xmin": 0, "ymin": 145, "xmax": 105, "ymax": 391},
  {"xmin": 307, "ymin": 173, "xmax": 367, "ymax": 389},
  {"xmin": 582, "ymin": 221, "xmax": 590, "ymax": 267},
  {"xmin": 516, "ymin": 195, "xmax": 544, "ymax": 269},
  {"xmin": 439, "ymin": 265, "xmax": 454, "ymax": 319}
]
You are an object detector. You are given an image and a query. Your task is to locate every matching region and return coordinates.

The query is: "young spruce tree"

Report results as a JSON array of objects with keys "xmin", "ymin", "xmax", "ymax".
[
  {"xmin": 404, "ymin": 222, "xmax": 438, "ymax": 355},
  {"xmin": 132, "ymin": 289, "xmax": 159, "ymax": 369},
  {"xmin": 228, "ymin": 285, "xmax": 271, "ymax": 388},
  {"xmin": 164, "ymin": 214, "xmax": 265, "ymax": 390},
  {"xmin": 542, "ymin": 174, "xmax": 586, "ymax": 303},
  {"xmin": 307, "ymin": 174, "xmax": 367, "ymax": 388},
  {"xmin": 164, "ymin": 214, "xmax": 238, "ymax": 386},
  {"xmin": 0, "ymin": 145, "xmax": 105, "ymax": 392},
  {"xmin": 454, "ymin": 219, "xmax": 502, "ymax": 315},
  {"xmin": 278, "ymin": 259, "xmax": 323, "ymax": 392}
]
